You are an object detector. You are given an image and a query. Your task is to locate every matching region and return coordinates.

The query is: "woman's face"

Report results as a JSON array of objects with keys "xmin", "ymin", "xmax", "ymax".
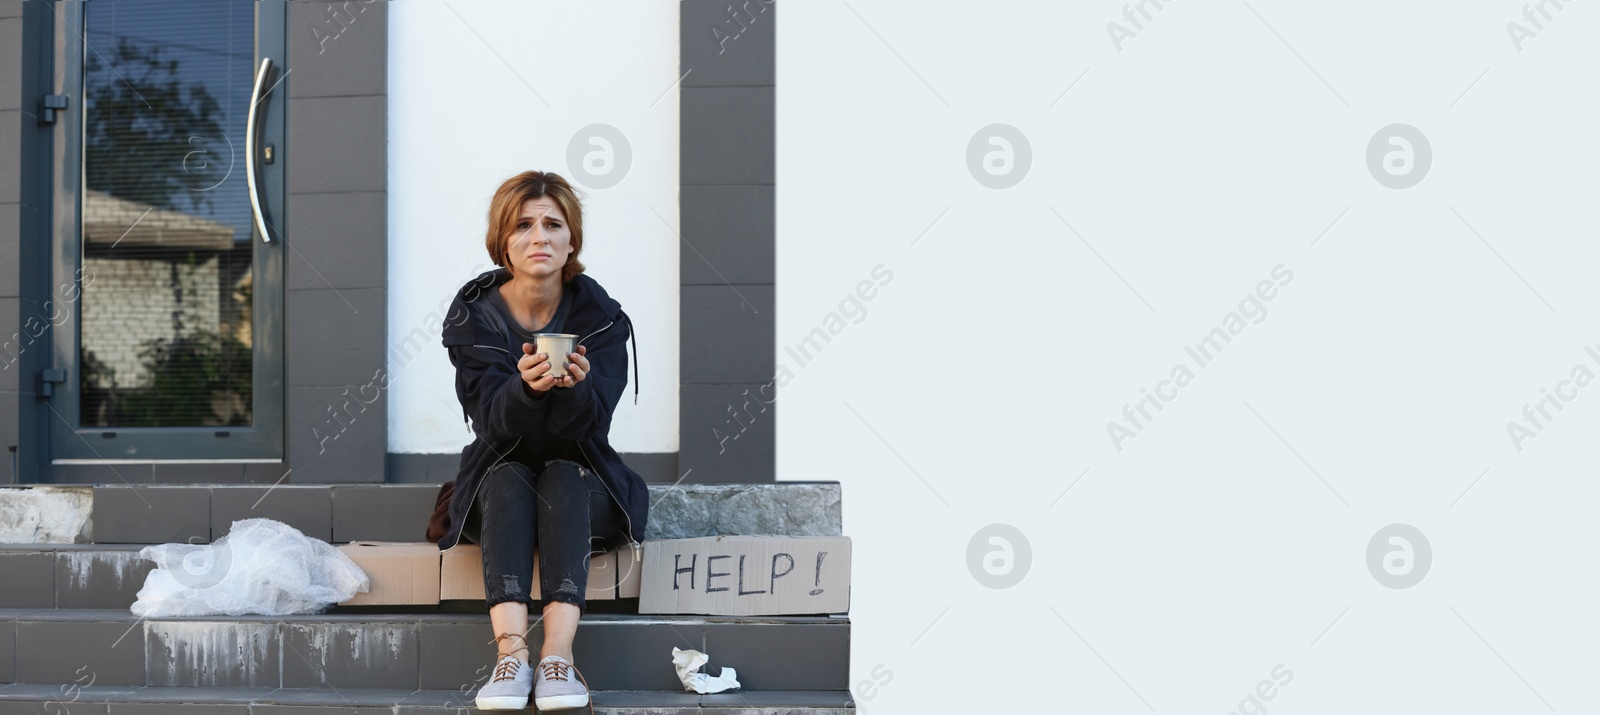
[{"xmin": 504, "ymin": 197, "xmax": 572, "ymax": 281}]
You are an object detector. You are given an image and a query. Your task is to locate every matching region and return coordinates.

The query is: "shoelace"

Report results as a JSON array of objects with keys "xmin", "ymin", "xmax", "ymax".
[
  {"xmin": 489, "ymin": 632, "xmax": 529, "ymax": 683},
  {"xmin": 539, "ymin": 657, "xmax": 595, "ymax": 715},
  {"xmin": 491, "ymin": 656, "xmax": 522, "ymax": 683},
  {"xmin": 540, "ymin": 659, "xmax": 571, "ymax": 682}
]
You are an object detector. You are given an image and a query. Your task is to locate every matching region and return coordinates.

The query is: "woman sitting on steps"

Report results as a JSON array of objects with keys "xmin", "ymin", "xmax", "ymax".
[{"xmin": 432, "ymin": 170, "xmax": 648, "ymax": 712}]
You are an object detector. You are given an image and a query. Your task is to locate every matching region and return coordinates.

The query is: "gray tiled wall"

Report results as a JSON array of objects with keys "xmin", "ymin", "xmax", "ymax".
[
  {"xmin": 680, "ymin": 0, "xmax": 777, "ymax": 483},
  {"xmin": 0, "ymin": 0, "xmax": 51, "ymax": 484},
  {"xmin": 284, "ymin": 0, "xmax": 389, "ymax": 484}
]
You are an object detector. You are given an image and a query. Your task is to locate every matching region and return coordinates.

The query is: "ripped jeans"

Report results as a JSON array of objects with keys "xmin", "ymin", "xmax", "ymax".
[{"xmin": 458, "ymin": 458, "xmax": 631, "ymax": 613}]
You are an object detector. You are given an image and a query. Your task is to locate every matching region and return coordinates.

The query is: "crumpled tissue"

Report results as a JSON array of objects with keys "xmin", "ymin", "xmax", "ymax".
[{"xmin": 672, "ymin": 646, "xmax": 741, "ymax": 693}]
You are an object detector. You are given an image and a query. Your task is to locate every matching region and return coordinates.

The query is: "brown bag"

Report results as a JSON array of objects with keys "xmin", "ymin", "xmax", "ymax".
[{"xmin": 425, "ymin": 480, "xmax": 455, "ymax": 543}]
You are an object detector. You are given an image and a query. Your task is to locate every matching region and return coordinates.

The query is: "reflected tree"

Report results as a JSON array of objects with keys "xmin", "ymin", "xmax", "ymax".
[{"xmin": 83, "ymin": 38, "xmax": 225, "ymax": 213}]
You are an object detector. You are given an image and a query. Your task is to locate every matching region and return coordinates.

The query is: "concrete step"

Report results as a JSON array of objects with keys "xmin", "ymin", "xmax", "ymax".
[
  {"xmin": 0, "ymin": 543, "xmax": 649, "ymax": 611},
  {"xmin": 0, "ymin": 610, "xmax": 850, "ymax": 693},
  {"xmin": 0, "ymin": 482, "xmax": 843, "ymax": 544},
  {"xmin": 0, "ymin": 545, "xmax": 148, "ymax": 610},
  {"xmin": 0, "ymin": 684, "xmax": 855, "ymax": 713}
]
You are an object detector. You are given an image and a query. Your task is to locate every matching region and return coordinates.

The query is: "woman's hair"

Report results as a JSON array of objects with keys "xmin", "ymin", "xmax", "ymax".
[{"xmin": 485, "ymin": 170, "xmax": 586, "ymax": 283}]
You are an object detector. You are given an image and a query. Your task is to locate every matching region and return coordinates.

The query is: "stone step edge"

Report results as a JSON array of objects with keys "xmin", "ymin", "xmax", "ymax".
[{"xmin": 0, "ymin": 684, "xmax": 856, "ymax": 710}]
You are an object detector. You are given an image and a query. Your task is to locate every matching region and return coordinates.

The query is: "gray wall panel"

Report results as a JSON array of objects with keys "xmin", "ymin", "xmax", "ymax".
[
  {"xmin": 287, "ymin": 385, "xmax": 387, "ymax": 483},
  {"xmin": 680, "ymin": 284, "xmax": 774, "ymax": 385},
  {"xmin": 284, "ymin": 1, "xmax": 387, "ymax": 484},
  {"xmin": 0, "ymin": 18, "xmax": 19, "ymax": 111},
  {"xmin": 284, "ymin": 191, "xmax": 387, "ymax": 290},
  {"xmin": 288, "ymin": 0, "xmax": 388, "ymax": 99},
  {"xmin": 0, "ymin": 388, "xmax": 16, "ymax": 483},
  {"xmin": 680, "ymin": 0, "xmax": 775, "ymax": 88},
  {"xmin": 0, "ymin": 202, "xmax": 16, "ymax": 298},
  {"xmin": 0, "ymin": 110, "xmax": 17, "ymax": 205},
  {"xmin": 285, "ymin": 95, "xmax": 387, "ymax": 195},
  {"xmin": 680, "ymin": 185, "xmax": 773, "ymax": 285},
  {"xmin": 7, "ymin": 4, "xmax": 54, "ymax": 483},
  {"xmin": 680, "ymin": 86, "xmax": 775, "ymax": 187},
  {"xmin": 680, "ymin": 383, "xmax": 776, "ymax": 483},
  {"xmin": 679, "ymin": 1, "xmax": 775, "ymax": 483},
  {"xmin": 285, "ymin": 288, "xmax": 386, "ymax": 388},
  {"xmin": 0, "ymin": 295, "xmax": 17, "ymax": 380}
]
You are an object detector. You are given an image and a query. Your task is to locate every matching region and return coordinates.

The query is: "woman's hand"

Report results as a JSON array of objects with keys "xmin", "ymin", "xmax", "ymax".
[
  {"xmin": 518, "ymin": 344, "xmax": 589, "ymax": 392},
  {"xmin": 556, "ymin": 345, "xmax": 589, "ymax": 388}
]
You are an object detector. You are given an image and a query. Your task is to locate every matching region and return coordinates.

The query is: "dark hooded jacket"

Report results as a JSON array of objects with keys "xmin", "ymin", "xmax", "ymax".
[{"xmin": 435, "ymin": 267, "xmax": 646, "ymax": 554}]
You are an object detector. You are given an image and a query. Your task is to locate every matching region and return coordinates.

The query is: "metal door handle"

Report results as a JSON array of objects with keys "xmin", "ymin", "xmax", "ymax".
[{"xmin": 246, "ymin": 57, "xmax": 274, "ymax": 243}]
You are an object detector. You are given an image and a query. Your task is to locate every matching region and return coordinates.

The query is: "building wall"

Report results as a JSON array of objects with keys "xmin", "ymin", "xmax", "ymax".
[
  {"xmin": 0, "ymin": 0, "xmax": 54, "ymax": 484},
  {"xmin": 384, "ymin": 1, "xmax": 683, "ymax": 482},
  {"xmin": 0, "ymin": 0, "xmax": 778, "ymax": 485},
  {"xmin": 277, "ymin": 0, "xmax": 391, "ymax": 483},
  {"xmin": 0, "ymin": 0, "xmax": 394, "ymax": 483}
]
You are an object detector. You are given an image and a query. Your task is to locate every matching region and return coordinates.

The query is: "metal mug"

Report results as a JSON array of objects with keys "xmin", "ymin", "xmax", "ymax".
[{"xmin": 533, "ymin": 333, "xmax": 579, "ymax": 378}]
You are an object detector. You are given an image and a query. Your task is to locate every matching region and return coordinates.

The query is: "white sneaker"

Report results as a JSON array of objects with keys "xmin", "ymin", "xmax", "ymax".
[
  {"xmin": 533, "ymin": 654, "xmax": 591, "ymax": 710},
  {"xmin": 475, "ymin": 654, "xmax": 533, "ymax": 710}
]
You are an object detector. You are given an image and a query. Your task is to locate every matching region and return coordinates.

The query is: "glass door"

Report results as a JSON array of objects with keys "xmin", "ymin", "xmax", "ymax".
[{"xmin": 48, "ymin": 0, "xmax": 285, "ymax": 463}]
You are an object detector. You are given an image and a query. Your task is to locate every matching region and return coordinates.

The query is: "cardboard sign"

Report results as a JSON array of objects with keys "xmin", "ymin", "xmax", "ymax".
[
  {"xmin": 639, "ymin": 536, "xmax": 850, "ymax": 616},
  {"xmin": 337, "ymin": 541, "xmax": 441, "ymax": 605}
]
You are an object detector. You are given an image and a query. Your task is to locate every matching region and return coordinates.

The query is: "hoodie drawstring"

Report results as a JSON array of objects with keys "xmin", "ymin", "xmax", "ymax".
[{"xmin": 627, "ymin": 312, "xmax": 639, "ymax": 405}]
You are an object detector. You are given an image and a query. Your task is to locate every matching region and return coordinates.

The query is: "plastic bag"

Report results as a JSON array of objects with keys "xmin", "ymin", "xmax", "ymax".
[{"xmin": 131, "ymin": 518, "xmax": 370, "ymax": 617}]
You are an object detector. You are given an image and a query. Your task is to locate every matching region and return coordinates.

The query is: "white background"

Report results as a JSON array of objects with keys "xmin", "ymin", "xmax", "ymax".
[
  {"xmin": 777, "ymin": 1, "xmax": 1600, "ymax": 713},
  {"xmin": 380, "ymin": 1, "xmax": 1600, "ymax": 711},
  {"xmin": 386, "ymin": 2, "xmax": 680, "ymax": 455}
]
